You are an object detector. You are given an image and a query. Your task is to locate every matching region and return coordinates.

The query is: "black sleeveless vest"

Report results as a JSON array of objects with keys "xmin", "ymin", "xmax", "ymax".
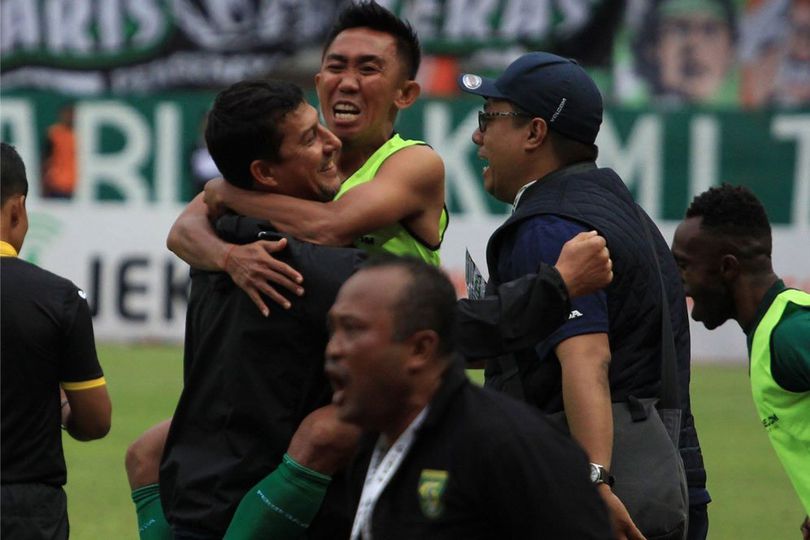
[{"xmin": 485, "ymin": 162, "xmax": 706, "ymax": 490}]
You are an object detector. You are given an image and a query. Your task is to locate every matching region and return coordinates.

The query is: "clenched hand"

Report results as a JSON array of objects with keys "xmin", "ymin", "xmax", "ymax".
[{"xmin": 555, "ymin": 231, "xmax": 613, "ymax": 298}]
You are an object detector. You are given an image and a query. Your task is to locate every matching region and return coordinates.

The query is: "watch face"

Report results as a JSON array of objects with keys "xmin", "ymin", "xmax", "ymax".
[{"xmin": 589, "ymin": 464, "xmax": 599, "ymax": 483}]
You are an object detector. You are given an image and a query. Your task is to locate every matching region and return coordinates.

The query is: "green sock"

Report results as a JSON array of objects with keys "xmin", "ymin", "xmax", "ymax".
[
  {"xmin": 224, "ymin": 453, "xmax": 332, "ymax": 540},
  {"xmin": 131, "ymin": 484, "xmax": 173, "ymax": 540}
]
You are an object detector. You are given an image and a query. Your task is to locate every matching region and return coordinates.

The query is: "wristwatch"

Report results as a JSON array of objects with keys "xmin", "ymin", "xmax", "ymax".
[{"xmin": 589, "ymin": 463, "xmax": 614, "ymax": 486}]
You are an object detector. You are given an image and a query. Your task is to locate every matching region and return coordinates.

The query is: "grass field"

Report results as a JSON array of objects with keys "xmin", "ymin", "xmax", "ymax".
[{"xmin": 63, "ymin": 345, "xmax": 804, "ymax": 539}]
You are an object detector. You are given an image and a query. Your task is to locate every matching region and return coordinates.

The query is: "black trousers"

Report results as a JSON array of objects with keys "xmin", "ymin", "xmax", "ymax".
[{"xmin": 1, "ymin": 483, "xmax": 69, "ymax": 540}]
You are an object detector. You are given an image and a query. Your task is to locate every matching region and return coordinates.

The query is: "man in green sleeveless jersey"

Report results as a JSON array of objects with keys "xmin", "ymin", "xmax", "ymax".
[{"xmin": 671, "ymin": 184, "xmax": 810, "ymax": 537}]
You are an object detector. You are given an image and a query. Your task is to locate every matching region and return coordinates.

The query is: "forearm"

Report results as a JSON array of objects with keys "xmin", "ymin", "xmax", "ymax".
[
  {"xmin": 560, "ymin": 350, "xmax": 613, "ymax": 466},
  {"xmin": 63, "ymin": 386, "xmax": 112, "ymax": 441},
  {"xmin": 456, "ymin": 265, "xmax": 570, "ymax": 359},
  {"xmin": 225, "ymin": 189, "xmax": 350, "ymax": 245},
  {"xmin": 167, "ymin": 195, "xmax": 232, "ymax": 270}
]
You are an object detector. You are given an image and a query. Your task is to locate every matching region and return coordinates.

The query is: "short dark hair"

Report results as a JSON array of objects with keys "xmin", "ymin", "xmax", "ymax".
[
  {"xmin": 686, "ymin": 183, "xmax": 772, "ymax": 255},
  {"xmin": 507, "ymin": 102, "xmax": 598, "ymax": 164},
  {"xmin": 362, "ymin": 256, "xmax": 457, "ymax": 357},
  {"xmin": 547, "ymin": 130, "xmax": 598, "ymax": 164},
  {"xmin": 323, "ymin": 1, "xmax": 421, "ymax": 80},
  {"xmin": 205, "ymin": 80, "xmax": 304, "ymax": 189},
  {"xmin": 1, "ymin": 142, "xmax": 29, "ymax": 205}
]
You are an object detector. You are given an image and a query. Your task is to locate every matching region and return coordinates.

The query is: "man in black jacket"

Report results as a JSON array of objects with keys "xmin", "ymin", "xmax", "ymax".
[
  {"xmin": 327, "ymin": 257, "xmax": 613, "ymax": 539},
  {"xmin": 158, "ymin": 80, "xmax": 365, "ymax": 540}
]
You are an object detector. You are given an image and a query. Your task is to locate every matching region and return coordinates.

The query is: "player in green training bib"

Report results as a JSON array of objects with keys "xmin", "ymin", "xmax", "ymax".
[{"xmin": 672, "ymin": 184, "xmax": 810, "ymax": 534}]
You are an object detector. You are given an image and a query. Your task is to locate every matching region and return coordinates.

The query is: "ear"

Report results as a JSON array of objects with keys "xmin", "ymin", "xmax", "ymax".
[
  {"xmin": 394, "ymin": 80, "xmax": 421, "ymax": 111},
  {"xmin": 403, "ymin": 329, "xmax": 440, "ymax": 373},
  {"xmin": 8, "ymin": 195, "xmax": 25, "ymax": 227},
  {"xmin": 249, "ymin": 159, "xmax": 279, "ymax": 191},
  {"xmin": 719, "ymin": 254, "xmax": 740, "ymax": 281},
  {"xmin": 524, "ymin": 117, "xmax": 549, "ymax": 151}
]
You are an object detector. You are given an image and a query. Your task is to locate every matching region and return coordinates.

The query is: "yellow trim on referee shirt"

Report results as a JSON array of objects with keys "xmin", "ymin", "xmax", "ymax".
[
  {"xmin": 62, "ymin": 377, "xmax": 107, "ymax": 391},
  {"xmin": 0, "ymin": 241, "xmax": 18, "ymax": 257}
]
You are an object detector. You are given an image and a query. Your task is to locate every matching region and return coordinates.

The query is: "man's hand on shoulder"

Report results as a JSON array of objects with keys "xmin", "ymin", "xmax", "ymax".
[
  {"xmin": 223, "ymin": 238, "xmax": 304, "ymax": 317},
  {"xmin": 554, "ymin": 231, "xmax": 612, "ymax": 298}
]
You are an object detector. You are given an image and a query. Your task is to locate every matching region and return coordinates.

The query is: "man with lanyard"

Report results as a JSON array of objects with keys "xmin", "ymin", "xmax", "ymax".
[
  {"xmin": 1, "ymin": 142, "xmax": 112, "ymax": 539},
  {"xmin": 457, "ymin": 52, "xmax": 710, "ymax": 539},
  {"xmin": 671, "ymin": 184, "xmax": 810, "ymax": 538},
  {"xmin": 326, "ymin": 256, "xmax": 614, "ymax": 539}
]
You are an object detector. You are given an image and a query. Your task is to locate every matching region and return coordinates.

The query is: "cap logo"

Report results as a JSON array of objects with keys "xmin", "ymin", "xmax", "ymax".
[
  {"xmin": 550, "ymin": 98, "xmax": 567, "ymax": 123},
  {"xmin": 461, "ymin": 74, "xmax": 482, "ymax": 90}
]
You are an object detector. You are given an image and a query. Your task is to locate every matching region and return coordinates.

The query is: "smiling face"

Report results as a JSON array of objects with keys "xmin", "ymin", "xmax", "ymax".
[
  {"xmin": 671, "ymin": 216, "xmax": 737, "ymax": 329},
  {"xmin": 270, "ymin": 102, "xmax": 342, "ymax": 202},
  {"xmin": 471, "ymin": 99, "xmax": 533, "ymax": 203},
  {"xmin": 315, "ymin": 27, "xmax": 412, "ymax": 147},
  {"xmin": 324, "ymin": 267, "xmax": 413, "ymax": 432}
]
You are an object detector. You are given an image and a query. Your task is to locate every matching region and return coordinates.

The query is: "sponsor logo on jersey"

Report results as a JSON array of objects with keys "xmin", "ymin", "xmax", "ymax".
[
  {"xmin": 761, "ymin": 413, "xmax": 779, "ymax": 430},
  {"xmin": 568, "ymin": 309, "xmax": 583, "ymax": 320},
  {"xmin": 418, "ymin": 469, "xmax": 448, "ymax": 519},
  {"xmin": 358, "ymin": 236, "xmax": 376, "ymax": 246}
]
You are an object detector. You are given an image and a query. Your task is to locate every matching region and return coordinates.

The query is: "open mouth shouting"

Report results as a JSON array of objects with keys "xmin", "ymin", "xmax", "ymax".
[{"xmin": 333, "ymin": 101, "xmax": 361, "ymax": 123}]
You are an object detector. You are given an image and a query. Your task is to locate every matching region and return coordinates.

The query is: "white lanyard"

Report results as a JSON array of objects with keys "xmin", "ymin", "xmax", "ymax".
[{"xmin": 350, "ymin": 407, "xmax": 429, "ymax": 540}]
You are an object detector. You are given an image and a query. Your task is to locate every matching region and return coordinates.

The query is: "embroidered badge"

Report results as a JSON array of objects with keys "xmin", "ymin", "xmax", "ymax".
[{"xmin": 418, "ymin": 469, "xmax": 448, "ymax": 519}]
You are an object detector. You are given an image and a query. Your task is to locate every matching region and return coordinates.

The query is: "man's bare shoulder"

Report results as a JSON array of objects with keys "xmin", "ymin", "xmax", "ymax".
[{"xmin": 376, "ymin": 144, "xmax": 445, "ymax": 194}]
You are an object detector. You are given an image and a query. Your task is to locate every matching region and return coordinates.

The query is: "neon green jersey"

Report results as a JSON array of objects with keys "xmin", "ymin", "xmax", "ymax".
[
  {"xmin": 335, "ymin": 134, "xmax": 448, "ymax": 266},
  {"xmin": 748, "ymin": 285, "xmax": 810, "ymax": 514}
]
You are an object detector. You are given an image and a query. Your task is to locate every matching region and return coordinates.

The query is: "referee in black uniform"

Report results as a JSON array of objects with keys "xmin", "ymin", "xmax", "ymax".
[{"xmin": 1, "ymin": 142, "xmax": 112, "ymax": 539}]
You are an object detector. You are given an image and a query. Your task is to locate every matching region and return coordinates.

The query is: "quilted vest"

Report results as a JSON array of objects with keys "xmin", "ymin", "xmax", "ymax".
[{"xmin": 485, "ymin": 162, "xmax": 706, "ymax": 490}]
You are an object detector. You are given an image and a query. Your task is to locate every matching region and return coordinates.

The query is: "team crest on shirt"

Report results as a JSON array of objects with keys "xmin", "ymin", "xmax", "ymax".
[{"xmin": 418, "ymin": 469, "xmax": 448, "ymax": 519}]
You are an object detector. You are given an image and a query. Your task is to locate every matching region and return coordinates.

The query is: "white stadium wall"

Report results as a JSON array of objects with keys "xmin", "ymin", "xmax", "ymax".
[{"xmin": 21, "ymin": 202, "xmax": 810, "ymax": 362}]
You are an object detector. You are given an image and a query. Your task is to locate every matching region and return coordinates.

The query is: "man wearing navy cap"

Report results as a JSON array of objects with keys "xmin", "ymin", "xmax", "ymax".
[{"xmin": 458, "ymin": 52, "xmax": 710, "ymax": 540}]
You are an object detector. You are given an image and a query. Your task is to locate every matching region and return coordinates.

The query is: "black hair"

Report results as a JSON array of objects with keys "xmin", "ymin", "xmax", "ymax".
[
  {"xmin": 361, "ymin": 255, "xmax": 457, "ymax": 357},
  {"xmin": 686, "ymin": 183, "xmax": 772, "ymax": 255},
  {"xmin": 323, "ymin": 1, "xmax": 421, "ymax": 80},
  {"xmin": 205, "ymin": 80, "xmax": 304, "ymax": 189},
  {"xmin": 633, "ymin": 0, "xmax": 737, "ymax": 96},
  {"xmin": 508, "ymin": 102, "xmax": 598, "ymax": 164},
  {"xmin": 547, "ymin": 130, "xmax": 599, "ymax": 164},
  {"xmin": 1, "ymin": 142, "xmax": 29, "ymax": 205}
]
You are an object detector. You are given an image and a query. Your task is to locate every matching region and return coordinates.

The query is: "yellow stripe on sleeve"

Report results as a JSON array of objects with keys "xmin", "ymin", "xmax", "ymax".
[{"xmin": 61, "ymin": 377, "xmax": 106, "ymax": 391}]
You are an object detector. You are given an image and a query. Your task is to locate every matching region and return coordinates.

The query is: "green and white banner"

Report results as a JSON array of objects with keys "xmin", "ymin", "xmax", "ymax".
[{"xmin": 2, "ymin": 91, "xmax": 808, "ymax": 358}]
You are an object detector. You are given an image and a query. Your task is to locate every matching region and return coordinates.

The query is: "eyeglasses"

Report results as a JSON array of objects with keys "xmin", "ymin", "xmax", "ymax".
[{"xmin": 478, "ymin": 110, "xmax": 532, "ymax": 132}]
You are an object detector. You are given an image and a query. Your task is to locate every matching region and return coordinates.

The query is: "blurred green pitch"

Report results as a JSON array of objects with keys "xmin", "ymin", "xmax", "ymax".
[{"xmin": 63, "ymin": 346, "xmax": 804, "ymax": 539}]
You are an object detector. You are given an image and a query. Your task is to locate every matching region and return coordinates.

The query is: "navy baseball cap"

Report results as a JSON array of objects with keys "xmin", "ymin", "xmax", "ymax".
[{"xmin": 457, "ymin": 52, "xmax": 603, "ymax": 145}]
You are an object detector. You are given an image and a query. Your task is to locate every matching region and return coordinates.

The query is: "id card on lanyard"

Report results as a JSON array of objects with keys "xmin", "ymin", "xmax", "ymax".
[{"xmin": 350, "ymin": 407, "xmax": 429, "ymax": 540}]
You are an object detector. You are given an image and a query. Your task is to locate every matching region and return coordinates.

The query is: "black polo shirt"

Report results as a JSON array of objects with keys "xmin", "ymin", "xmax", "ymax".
[
  {"xmin": 1, "ymin": 255, "xmax": 103, "ymax": 486},
  {"xmin": 348, "ymin": 362, "xmax": 613, "ymax": 539}
]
